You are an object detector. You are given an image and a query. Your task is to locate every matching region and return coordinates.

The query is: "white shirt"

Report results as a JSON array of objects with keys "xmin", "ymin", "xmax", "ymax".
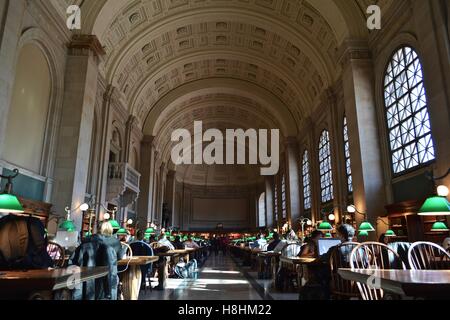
[
  {"xmin": 158, "ymin": 238, "xmax": 175, "ymax": 250},
  {"xmin": 184, "ymin": 240, "xmax": 199, "ymax": 249},
  {"xmin": 256, "ymin": 238, "xmax": 267, "ymax": 249}
]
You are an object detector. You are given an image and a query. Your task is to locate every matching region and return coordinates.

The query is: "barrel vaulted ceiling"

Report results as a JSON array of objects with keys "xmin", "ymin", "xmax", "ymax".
[{"xmin": 52, "ymin": 0, "xmax": 396, "ymax": 180}]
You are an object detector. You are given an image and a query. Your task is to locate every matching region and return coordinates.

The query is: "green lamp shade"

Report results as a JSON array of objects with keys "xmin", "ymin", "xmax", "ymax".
[
  {"xmin": 359, "ymin": 230, "xmax": 369, "ymax": 237},
  {"xmin": 359, "ymin": 221, "xmax": 375, "ymax": 232},
  {"xmin": 0, "ymin": 194, "xmax": 24, "ymax": 213},
  {"xmin": 418, "ymin": 196, "xmax": 450, "ymax": 216},
  {"xmin": 431, "ymin": 221, "xmax": 449, "ymax": 232},
  {"xmin": 109, "ymin": 219, "xmax": 121, "ymax": 229},
  {"xmin": 318, "ymin": 221, "xmax": 333, "ymax": 231},
  {"xmin": 116, "ymin": 228, "xmax": 129, "ymax": 236},
  {"xmin": 59, "ymin": 219, "xmax": 76, "ymax": 232},
  {"xmin": 385, "ymin": 229, "xmax": 396, "ymax": 237}
]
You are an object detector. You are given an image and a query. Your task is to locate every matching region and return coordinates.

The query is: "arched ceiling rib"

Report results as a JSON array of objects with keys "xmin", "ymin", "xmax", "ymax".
[
  {"xmin": 142, "ymin": 78, "xmax": 298, "ymax": 136},
  {"xmin": 154, "ymin": 93, "xmax": 284, "ymax": 163},
  {"xmin": 129, "ymin": 54, "xmax": 316, "ymax": 126}
]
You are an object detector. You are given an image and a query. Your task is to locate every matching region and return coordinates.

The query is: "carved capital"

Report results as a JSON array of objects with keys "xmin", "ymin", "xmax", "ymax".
[
  {"xmin": 337, "ymin": 39, "xmax": 372, "ymax": 68},
  {"xmin": 67, "ymin": 35, "xmax": 106, "ymax": 57}
]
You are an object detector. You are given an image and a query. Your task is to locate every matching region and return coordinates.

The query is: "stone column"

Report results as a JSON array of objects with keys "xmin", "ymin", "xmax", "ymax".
[
  {"xmin": 265, "ymin": 176, "xmax": 274, "ymax": 228},
  {"xmin": 164, "ymin": 170, "xmax": 176, "ymax": 227},
  {"xmin": 137, "ymin": 135, "xmax": 156, "ymax": 227},
  {"xmin": 124, "ymin": 116, "xmax": 137, "ymax": 163},
  {"xmin": 95, "ymin": 86, "xmax": 115, "ymax": 219},
  {"xmin": 284, "ymin": 137, "xmax": 301, "ymax": 230},
  {"xmin": 340, "ymin": 41, "xmax": 385, "ymax": 240},
  {"xmin": 52, "ymin": 35, "xmax": 105, "ymax": 230},
  {"xmin": 0, "ymin": 0, "xmax": 27, "ymax": 158}
]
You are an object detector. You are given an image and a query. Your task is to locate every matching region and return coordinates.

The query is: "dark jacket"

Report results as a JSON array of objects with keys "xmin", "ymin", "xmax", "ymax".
[
  {"xmin": 267, "ymin": 239, "xmax": 281, "ymax": 252},
  {"xmin": 69, "ymin": 235, "xmax": 124, "ymax": 300}
]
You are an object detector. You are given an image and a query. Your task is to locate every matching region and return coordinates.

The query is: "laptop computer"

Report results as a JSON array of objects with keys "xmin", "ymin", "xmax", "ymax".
[{"xmin": 317, "ymin": 238, "xmax": 342, "ymax": 256}]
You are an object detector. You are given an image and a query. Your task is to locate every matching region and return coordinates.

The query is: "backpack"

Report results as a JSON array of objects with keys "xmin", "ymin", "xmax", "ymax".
[
  {"xmin": 174, "ymin": 259, "xmax": 198, "ymax": 279},
  {"xmin": 0, "ymin": 214, "xmax": 53, "ymax": 270}
]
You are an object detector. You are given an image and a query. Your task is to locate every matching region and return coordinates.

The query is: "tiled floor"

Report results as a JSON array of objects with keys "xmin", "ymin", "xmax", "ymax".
[{"xmin": 139, "ymin": 253, "xmax": 298, "ymax": 300}]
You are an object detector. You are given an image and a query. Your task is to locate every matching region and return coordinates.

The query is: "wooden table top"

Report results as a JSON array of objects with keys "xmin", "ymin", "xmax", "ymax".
[
  {"xmin": 280, "ymin": 256, "xmax": 318, "ymax": 265},
  {"xmin": 258, "ymin": 251, "xmax": 281, "ymax": 258},
  {"xmin": 0, "ymin": 267, "xmax": 109, "ymax": 292},
  {"xmin": 154, "ymin": 249, "xmax": 188, "ymax": 257},
  {"xmin": 338, "ymin": 269, "xmax": 450, "ymax": 297},
  {"xmin": 118, "ymin": 256, "xmax": 159, "ymax": 266}
]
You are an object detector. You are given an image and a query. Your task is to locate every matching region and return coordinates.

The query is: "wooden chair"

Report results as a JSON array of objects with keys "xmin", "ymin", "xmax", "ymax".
[
  {"xmin": 408, "ymin": 241, "xmax": 450, "ymax": 270},
  {"xmin": 280, "ymin": 242, "xmax": 304, "ymax": 291},
  {"xmin": 350, "ymin": 242, "xmax": 406, "ymax": 300},
  {"xmin": 46, "ymin": 241, "xmax": 65, "ymax": 268},
  {"xmin": 329, "ymin": 242, "xmax": 360, "ymax": 300},
  {"xmin": 121, "ymin": 242, "xmax": 133, "ymax": 258},
  {"xmin": 281, "ymin": 242, "xmax": 303, "ymax": 257}
]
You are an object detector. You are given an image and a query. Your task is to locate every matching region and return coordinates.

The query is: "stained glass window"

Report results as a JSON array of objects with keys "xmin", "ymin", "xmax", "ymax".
[
  {"xmin": 281, "ymin": 174, "xmax": 287, "ymax": 218},
  {"xmin": 319, "ymin": 130, "xmax": 333, "ymax": 203},
  {"xmin": 302, "ymin": 150, "xmax": 311, "ymax": 210},
  {"xmin": 384, "ymin": 47, "xmax": 435, "ymax": 174},
  {"xmin": 343, "ymin": 117, "xmax": 353, "ymax": 193}
]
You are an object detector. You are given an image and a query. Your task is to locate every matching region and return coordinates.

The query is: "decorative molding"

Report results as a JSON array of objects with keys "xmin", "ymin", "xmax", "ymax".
[
  {"xmin": 67, "ymin": 35, "xmax": 106, "ymax": 57},
  {"xmin": 337, "ymin": 39, "xmax": 372, "ymax": 68}
]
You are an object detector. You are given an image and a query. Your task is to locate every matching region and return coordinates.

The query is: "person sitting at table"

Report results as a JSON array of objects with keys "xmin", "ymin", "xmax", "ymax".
[
  {"xmin": 130, "ymin": 230, "xmax": 154, "ymax": 289},
  {"xmin": 379, "ymin": 233, "xmax": 389, "ymax": 245},
  {"xmin": 148, "ymin": 234, "xmax": 157, "ymax": 244},
  {"xmin": 267, "ymin": 232, "xmax": 281, "ymax": 252},
  {"xmin": 321, "ymin": 224, "xmax": 355, "ymax": 264},
  {"xmin": 172, "ymin": 235, "xmax": 185, "ymax": 250},
  {"xmin": 158, "ymin": 232, "xmax": 175, "ymax": 250},
  {"xmin": 96, "ymin": 222, "xmax": 125, "ymax": 258},
  {"xmin": 299, "ymin": 230, "xmax": 322, "ymax": 258},
  {"xmin": 70, "ymin": 221, "xmax": 124, "ymax": 300},
  {"xmin": 184, "ymin": 236, "xmax": 200, "ymax": 249},
  {"xmin": 254, "ymin": 233, "xmax": 267, "ymax": 250}
]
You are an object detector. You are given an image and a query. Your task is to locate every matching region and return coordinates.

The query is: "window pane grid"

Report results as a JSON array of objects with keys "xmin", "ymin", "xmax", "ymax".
[
  {"xmin": 302, "ymin": 151, "xmax": 312, "ymax": 210},
  {"xmin": 281, "ymin": 175, "xmax": 287, "ymax": 218},
  {"xmin": 384, "ymin": 47, "xmax": 435, "ymax": 174},
  {"xmin": 343, "ymin": 117, "xmax": 353, "ymax": 193},
  {"xmin": 274, "ymin": 182, "xmax": 278, "ymax": 222},
  {"xmin": 319, "ymin": 130, "xmax": 333, "ymax": 203}
]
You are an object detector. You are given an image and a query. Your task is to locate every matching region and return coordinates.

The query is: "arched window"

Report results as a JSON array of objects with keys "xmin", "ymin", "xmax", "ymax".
[
  {"xmin": 302, "ymin": 150, "xmax": 311, "ymax": 210},
  {"xmin": 4, "ymin": 44, "xmax": 51, "ymax": 174},
  {"xmin": 281, "ymin": 174, "xmax": 287, "ymax": 218},
  {"xmin": 258, "ymin": 192, "xmax": 266, "ymax": 227},
  {"xmin": 384, "ymin": 46, "xmax": 435, "ymax": 174},
  {"xmin": 343, "ymin": 117, "xmax": 353, "ymax": 193},
  {"xmin": 319, "ymin": 130, "xmax": 333, "ymax": 203}
]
